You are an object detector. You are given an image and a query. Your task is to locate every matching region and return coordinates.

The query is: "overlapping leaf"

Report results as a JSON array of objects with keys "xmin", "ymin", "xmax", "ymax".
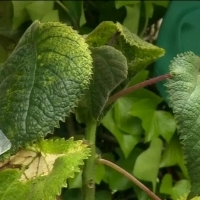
[
  {"xmin": 86, "ymin": 21, "xmax": 165, "ymax": 74},
  {"xmin": 0, "ymin": 21, "xmax": 92, "ymax": 157},
  {"xmin": 0, "ymin": 138, "xmax": 90, "ymax": 200},
  {"xmin": 166, "ymin": 52, "xmax": 200, "ymax": 199},
  {"xmin": 88, "ymin": 46, "xmax": 128, "ymax": 120}
]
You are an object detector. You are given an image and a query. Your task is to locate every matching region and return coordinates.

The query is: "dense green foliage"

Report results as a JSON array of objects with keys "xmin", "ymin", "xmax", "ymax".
[{"xmin": 1, "ymin": 1, "xmax": 200, "ymax": 200}]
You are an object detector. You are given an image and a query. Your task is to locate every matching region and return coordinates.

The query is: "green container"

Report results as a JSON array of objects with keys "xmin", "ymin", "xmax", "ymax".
[{"xmin": 154, "ymin": 1, "xmax": 200, "ymax": 101}]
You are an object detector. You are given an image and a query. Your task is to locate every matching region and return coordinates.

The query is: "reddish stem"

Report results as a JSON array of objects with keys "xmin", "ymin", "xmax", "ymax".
[
  {"xmin": 98, "ymin": 158, "xmax": 162, "ymax": 200},
  {"xmin": 106, "ymin": 74, "xmax": 172, "ymax": 106}
]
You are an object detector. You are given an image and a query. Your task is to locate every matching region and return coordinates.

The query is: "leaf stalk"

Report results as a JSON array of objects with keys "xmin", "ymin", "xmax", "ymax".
[
  {"xmin": 106, "ymin": 74, "xmax": 172, "ymax": 106},
  {"xmin": 98, "ymin": 158, "xmax": 161, "ymax": 200}
]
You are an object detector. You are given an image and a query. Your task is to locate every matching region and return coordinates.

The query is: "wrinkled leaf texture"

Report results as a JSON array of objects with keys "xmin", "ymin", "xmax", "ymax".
[
  {"xmin": 166, "ymin": 52, "xmax": 200, "ymax": 199},
  {"xmin": 0, "ymin": 21, "xmax": 92, "ymax": 157}
]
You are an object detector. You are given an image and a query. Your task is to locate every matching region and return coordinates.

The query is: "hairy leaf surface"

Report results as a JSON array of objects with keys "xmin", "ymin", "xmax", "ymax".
[
  {"xmin": 166, "ymin": 52, "xmax": 200, "ymax": 198},
  {"xmin": 0, "ymin": 138, "xmax": 90, "ymax": 199},
  {"xmin": 0, "ymin": 21, "xmax": 92, "ymax": 157},
  {"xmin": 88, "ymin": 46, "xmax": 128, "ymax": 120},
  {"xmin": 86, "ymin": 21, "xmax": 165, "ymax": 74}
]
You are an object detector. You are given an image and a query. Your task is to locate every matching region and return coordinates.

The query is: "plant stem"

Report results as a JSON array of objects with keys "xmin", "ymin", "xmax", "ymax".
[
  {"xmin": 82, "ymin": 118, "xmax": 97, "ymax": 200},
  {"xmin": 107, "ymin": 31, "xmax": 120, "ymax": 46},
  {"xmin": 106, "ymin": 74, "xmax": 172, "ymax": 106},
  {"xmin": 98, "ymin": 159, "xmax": 161, "ymax": 200}
]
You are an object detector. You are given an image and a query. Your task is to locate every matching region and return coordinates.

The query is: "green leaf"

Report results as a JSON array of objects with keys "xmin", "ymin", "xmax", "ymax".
[
  {"xmin": 68, "ymin": 172, "xmax": 82, "ymax": 189},
  {"xmin": 160, "ymin": 174, "xmax": 173, "ymax": 195},
  {"xmin": 129, "ymin": 98, "xmax": 175, "ymax": 142},
  {"xmin": 62, "ymin": 1, "xmax": 83, "ymax": 28},
  {"xmin": 123, "ymin": 4, "xmax": 140, "ymax": 34},
  {"xmin": 25, "ymin": 1, "xmax": 54, "ymax": 21},
  {"xmin": 12, "ymin": 1, "xmax": 32, "ymax": 30},
  {"xmin": 87, "ymin": 46, "xmax": 128, "ymax": 120},
  {"xmin": 133, "ymin": 138, "xmax": 163, "ymax": 191},
  {"xmin": 40, "ymin": 10, "xmax": 59, "ymax": 22},
  {"xmin": 0, "ymin": 21, "xmax": 92, "ymax": 157},
  {"xmin": 102, "ymin": 109, "xmax": 139, "ymax": 158},
  {"xmin": 95, "ymin": 163, "xmax": 105, "ymax": 184},
  {"xmin": 86, "ymin": 21, "xmax": 165, "ymax": 73},
  {"xmin": 106, "ymin": 147, "xmax": 141, "ymax": 191},
  {"xmin": 160, "ymin": 135, "xmax": 188, "ymax": 177},
  {"xmin": 171, "ymin": 180, "xmax": 191, "ymax": 200},
  {"xmin": 114, "ymin": 97, "xmax": 143, "ymax": 135},
  {"xmin": 115, "ymin": 22, "xmax": 165, "ymax": 73},
  {"xmin": 0, "ymin": 138, "xmax": 90, "ymax": 199},
  {"xmin": 165, "ymin": 52, "xmax": 200, "ymax": 198}
]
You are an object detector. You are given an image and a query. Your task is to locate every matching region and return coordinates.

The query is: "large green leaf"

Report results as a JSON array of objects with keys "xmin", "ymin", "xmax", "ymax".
[
  {"xmin": 86, "ymin": 21, "xmax": 165, "ymax": 74},
  {"xmin": 0, "ymin": 138, "xmax": 90, "ymax": 200},
  {"xmin": 165, "ymin": 52, "xmax": 200, "ymax": 198},
  {"xmin": 0, "ymin": 21, "xmax": 92, "ymax": 157}
]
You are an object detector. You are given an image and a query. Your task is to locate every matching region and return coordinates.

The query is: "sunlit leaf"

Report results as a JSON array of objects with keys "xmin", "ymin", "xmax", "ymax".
[{"xmin": 133, "ymin": 138, "xmax": 163, "ymax": 191}]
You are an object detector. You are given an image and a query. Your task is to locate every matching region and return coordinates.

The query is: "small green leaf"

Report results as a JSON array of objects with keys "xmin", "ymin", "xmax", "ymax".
[
  {"xmin": 0, "ymin": 21, "xmax": 92, "ymax": 157},
  {"xmin": 12, "ymin": 1, "xmax": 32, "ymax": 30},
  {"xmin": 116, "ymin": 22, "xmax": 164, "ymax": 71},
  {"xmin": 165, "ymin": 52, "xmax": 200, "ymax": 198},
  {"xmin": 25, "ymin": 1, "xmax": 54, "ymax": 21},
  {"xmin": 87, "ymin": 46, "xmax": 128, "ymax": 120},
  {"xmin": 129, "ymin": 98, "xmax": 165, "ymax": 142},
  {"xmin": 133, "ymin": 138, "xmax": 163, "ymax": 191},
  {"xmin": 95, "ymin": 163, "xmax": 105, "ymax": 184},
  {"xmin": 114, "ymin": 97, "xmax": 143, "ymax": 135},
  {"xmin": 68, "ymin": 172, "xmax": 82, "ymax": 189},
  {"xmin": 102, "ymin": 109, "xmax": 139, "ymax": 158},
  {"xmin": 160, "ymin": 174, "xmax": 173, "ymax": 195},
  {"xmin": 40, "ymin": 10, "xmax": 59, "ymax": 22},
  {"xmin": 86, "ymin": 21, "xmax": 118, "ymax": 47},
  {"xmin": 123, "ymin": 4, "xmax": 140, "ymax": 34},
  {"xmin": 160, "ymin": 135, "xmax": 188, "ymax": 177},
  {"xmin": 171, "ymin": 180, "xmax": 191, "ymax": 200}
]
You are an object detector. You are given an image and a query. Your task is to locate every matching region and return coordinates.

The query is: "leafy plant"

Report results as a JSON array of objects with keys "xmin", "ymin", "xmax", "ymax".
[{"xmin": 1, "ymin": 1, "xmax": 200, "ymax": 200}]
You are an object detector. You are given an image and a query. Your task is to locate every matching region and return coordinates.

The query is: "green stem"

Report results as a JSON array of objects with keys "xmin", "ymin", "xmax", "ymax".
[
  {"xmin": 82, "ymin": 118, "xmax": 97, "ymax": 200},
  {"xmin": 98, "ymin": 159, "xmax": 161, "ymax": 200}
]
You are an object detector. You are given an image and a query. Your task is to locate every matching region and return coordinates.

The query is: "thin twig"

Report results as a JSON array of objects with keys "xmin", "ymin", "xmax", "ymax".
[
  {"xmin": 106, "ymin": 74, "xmax": 172, "ymax": 106},
  {"xmin": 98, "ymin": 158, "xmax": 162, "ymax": 200},
  {"xmin": 107, "ymin": 31, "xmax": 120, "ymax": 46}
]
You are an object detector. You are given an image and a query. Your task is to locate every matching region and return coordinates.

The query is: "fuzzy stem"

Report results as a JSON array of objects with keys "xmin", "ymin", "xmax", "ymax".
[
  {"xmin": 98, "ymin": 158, "xmax": 161, "ymax": 200},
  {"xmin": 106, "ymin": 74, "xmax": 172, "ymax": 106},
  {"xmin": 82, "ymin": 118, "xmax": 97, "ymax": 200}
]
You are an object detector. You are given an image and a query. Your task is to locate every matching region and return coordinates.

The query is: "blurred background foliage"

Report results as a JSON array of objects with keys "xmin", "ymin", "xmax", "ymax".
[{"xmin": 0, "ymin": 1, "xmax": 189, "ymax": 200}]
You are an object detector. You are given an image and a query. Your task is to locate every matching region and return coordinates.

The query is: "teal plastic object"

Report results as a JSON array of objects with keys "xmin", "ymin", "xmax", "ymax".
[{"xmin": 154, "ymin": 1, "xmax": 200, "ymax": 101}]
